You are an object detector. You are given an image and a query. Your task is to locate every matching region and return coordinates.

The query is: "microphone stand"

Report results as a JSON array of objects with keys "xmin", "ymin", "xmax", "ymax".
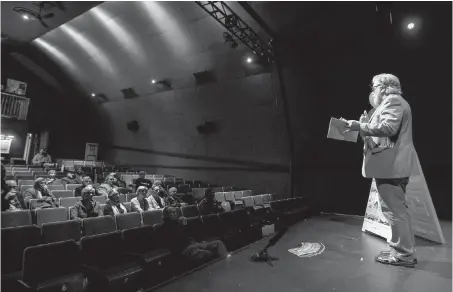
[{"xmin": 250, "ymin": 227, "xmax": 288, "ymax": 267}]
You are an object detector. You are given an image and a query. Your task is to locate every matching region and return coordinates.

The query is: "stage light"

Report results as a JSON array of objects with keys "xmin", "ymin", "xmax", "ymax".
[
  {"xmin": 91, "ymin": 93, "xmax": 96, "ymax": 97},
  {"xmin": 151, "ymin": 79, "xmax": 156, "ymax": 84},
  {"xmin": 23, "ymin": 14, "xmax": 29, "ymax": 20},
  {"xmin": 246, "ymin": 57, "xmax": 252, "ymax": 63},
  {"xmin": 407, "ymin": 23, "xmax": 415, "ymax": 30}
]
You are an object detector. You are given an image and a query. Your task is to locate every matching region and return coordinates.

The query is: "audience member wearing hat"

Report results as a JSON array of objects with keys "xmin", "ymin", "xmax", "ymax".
[
  {"xmin": 103, "ymin": 189, "xmax": 128, "ymax": 216},
  {"xmin": 23, "ymin": 177, "xmax": 59, "ymax": 209},
  {"xmin": 61, "ymin": 167, "xmax": 82, "ymax": 185},
  {"xmin": 154, "ymin": 207, "xmax": 228, "ymax": 265},
  {"xmin": 70, "ymin": 185, "xmax": 103, "ymax": 220},
  {"xmin": 135, "ymin": 171, "xmax": 153, "ymax": 190}
]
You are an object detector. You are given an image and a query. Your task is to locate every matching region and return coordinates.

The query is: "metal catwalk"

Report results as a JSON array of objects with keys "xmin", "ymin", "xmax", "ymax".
[{"xmin": 154, "ymin": 214, "xmax": 452, "ymax": 292}]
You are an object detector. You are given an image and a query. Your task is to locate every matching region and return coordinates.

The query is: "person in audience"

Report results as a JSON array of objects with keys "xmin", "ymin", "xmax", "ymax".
[
  {"xmin": 70, "ymin": 185, "xmax": 103, "ymax": 220},
  {"xmin": 154, "ymin": 207, "xmax": 228, "ymax": 265},
  {"xmin": 74, "ymin": 176, "xmax": 99, "ymax": 197},
  {"xmin": 61, "ymin": 167, "xmax": 82, "ymax": 185},
  {"xmin": 168, "ymin": 187, "xmax": 185, "ymax": 206},
  {"xmin": 23, "ymin": 177, "xmax": 59, "ymax": 209},
  {"xmin": 198, "ymin": 188, "xmax": 224, "ymax": 215},
  {"xmin": 44, "ymin": 169, "xmax": 62, "ymax": 185},
  {"xmin": 147, "ymin": 188, "xmax": 164, "ymax": 209},
  {"xmin": 3, "ymin": 180, "xmax": 26, "ymax": 211},
  {"xmin": 1, "ymin": 164, "xmax": 10, "ymax": 211},
  {"xmin": 97, "ymin": 173, "xmax": 117, "ymax": 198},
  {"xmin": 103, "ymin": 189, "xmax": 128, "ymax": 216},
  {"xmin": 32, "ymin": 148, "xmax": 53, "ymax": 167},
  {"xmin": 135, "ymin": 171, "xmax": 153, "ymax": 190},
  {"xmin": 74, "ymin": 166, "xmax": 85, "ymax": 183},
  {"xmin": 131, "ymin": 186, "xmax": 151, "ymax": 213}
]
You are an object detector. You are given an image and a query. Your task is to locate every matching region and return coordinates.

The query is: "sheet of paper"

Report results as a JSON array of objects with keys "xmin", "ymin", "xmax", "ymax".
[{"xmin": 327, "ymin": 117, "xmax": 359, "ymax": 143}]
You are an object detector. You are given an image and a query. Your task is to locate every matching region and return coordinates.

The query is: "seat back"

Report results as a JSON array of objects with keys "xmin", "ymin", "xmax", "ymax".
[
  {"xmin": 126, "ymin": 193, "xmax": 137, "ymax": 202},
  {"xmin": 1, "ymin": 210, "xmax": 32, "ymax": 228},
  {"xmin": 42, "ymin": 220, "xmax": 82, "ymax": 243},
  {"xmin": 221, "ymin": 201, "xmax": 232, "ymax": 212},
  {"xmin": 181, "ymin": 204, "xmax": 200, "ymax": 218},
  {"xmin": 82, "ymin": 216, "xmax": 116, "ymax": 236},
  {"xmin": 47, "ymin": 185, "xmax": 65, "ymax": 191},
  {"xmin": 36, "ymin": 207, "xmax": 68, "ymax": 227},
  {"xmin": 242, "ymin": 190, "xmax": 253, "ymax": 197},
  {"xmin": 261, "ymin": 194, "xmax": 271, "ymax": 204},
  {"xmin": 2, "ymin": 225, "xmax": 41, "ymax": 274},
  {"xmin": 232, "ymin": 209, "xmax": 249, "ymax": 227},
  {"xmin": 93, "ymin": 195, "xmax": 107, "ymax": 204},
  {"xmin": 218, "ymin": 211, "xmax": 234, "ymax": 229},
  {"xmin": 223, "ymin": 186, "xmax": 233, "ymax": 192},
  {"xmin": 123, "ymin": 202, "xmax": 132, "ymax": 212},
  {"xmin": 122, "ymin": 225, "xmax": 157, "ymax": 254},
  {"xmin": 242, "ymin": 196, "xmax": 254, "ymax": 208},
  {"xmin": 234, "ymin": 191, "xmax": 244, "ymax": 200},
  {"xmin": 192, "ymin": 188, "xmax": 206, "ymax": 199},
  {"xmin": 185, "ymin": 216, "xmax": 203, "ymax": 240},
  {"xmin": 253, "ymin": 195, "xmax": 264, "ymax": 207},
  {"xmin": 224, "ymin": 192, "xmax": 235, "ymax": 202},
  {"xmin": 51, "ymin": 190, "xmax": 73, "ymax": 199},
  {"xmin": 60, "ymin": 197, "xmax": 82, "ymax": 209},
  {"xmin": 115, "ymin": 213, "xmax": 142, "ymax": 231},
  {"xmin": 178, "ymin": 184, "xmax": 191, "ymax": 194},
  {"xmin": 15, "ymin": 174, "xmax": 34, "ymax": 180},
  {"xmin": 65, "ymin": 184, "xmax": 82, "ymax": 191},
  {"xmin": 142, "ymin": 209, "xmax": 163, "ymax": 227},
  {"xmin": 214, "ymin": 192, "xmax": 226, "ymax": 202},
  {"xmin": 20, "ymin": 185, "xmax": 33, "ymax": 193},
  {"xmin": 18, "ymin": 180, "xmax": 35, "ymax": 187},
  {"xmin": 119, "ymin": 193, "xmax": 126, "ymax": 203},
  {"xmin": 201, "ymin": 214, "xmax": 221, "ymax": 236},
  {"xmin": 80, "ymin": 231, "xmax": 124, "ymax": 267}
]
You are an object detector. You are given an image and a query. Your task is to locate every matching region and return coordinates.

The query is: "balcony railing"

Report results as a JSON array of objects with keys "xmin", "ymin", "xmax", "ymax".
[{"xmin": 1, "ymin": 92, "xmax": 30, "ymax": 120}]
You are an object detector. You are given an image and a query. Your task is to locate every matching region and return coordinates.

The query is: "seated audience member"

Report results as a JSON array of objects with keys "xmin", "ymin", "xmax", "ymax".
[
  {"xmin": 1, "ymin": 164, "xmax": 10, "ymax": 211},
  {"xmin": 3, "ymin": 180, "xmax": 26, "ymax": 211},
  {"xmin": 146, "ymin": 189, "xmax": 163, "ymax": 209},
  {"xmin": 74, "ymin": 166, "xmax": 85, "ymax": 183},
  {"xmin": 112, "ymin": 173, "xmax": 127, "ymax": 188},
  {"xmin": 61, "ymin": 167, "xmax": 82, "ymax": 185},
  {"xmin": 74, "ymin": 176, "xmax": 99, "ymax": 197},
  {"xmin": 131, "ymin": 186, "xmax": 151, "ymax": 213},
  {"xmin": 135, "ymin": 171, "xmax": 153, "ymax": 190},
  {"xmin": 154, "ymin": 207, "xmax": 227, "ymax": 265},
  {"xmin": 32, "ymin": 148, "xmax": 53, "ymax": 167},
  {"xmin": 198, "ymin": 188, "xmax": 224, "ymax": 215},
  {"xmin": 70, "ymin": 185, "xmax": 102, "ymax": 220},
  {"xmin": 23, "ymin": 178, "xmax": 59, "ymax": 209},
  {"xmin": 45, "ymin": 169, "xmax": 62, "ymax": 185},
  {"xmin": 168, "ymin": 187, "xmax": 185, "ymax": 205},
  {"xmin": 103, "ymin": 189, "xmax": 128, "ymax": 216},
  {"xmin": 97, "ymin": 173, "xmax": 117, "ymax": 198}
]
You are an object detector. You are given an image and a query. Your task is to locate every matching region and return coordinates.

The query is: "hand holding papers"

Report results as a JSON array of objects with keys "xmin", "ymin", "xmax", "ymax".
[{"xmin": 327, "ymin": 117, "xmax": 359, "ymax": 143}]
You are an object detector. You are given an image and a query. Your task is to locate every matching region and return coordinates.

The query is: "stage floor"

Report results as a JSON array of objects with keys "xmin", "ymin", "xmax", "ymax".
[{"xmin": 154, "ymin": 214, "xmax": 452, "ymax": 292}]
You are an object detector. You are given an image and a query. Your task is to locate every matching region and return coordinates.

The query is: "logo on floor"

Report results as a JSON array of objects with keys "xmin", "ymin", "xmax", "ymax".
[{"xmin": 288, "ymin": 242, "xmax": 325, "ymax": 258}]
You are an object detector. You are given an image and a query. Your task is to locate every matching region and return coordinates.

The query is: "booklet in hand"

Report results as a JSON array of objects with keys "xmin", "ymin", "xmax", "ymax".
[{"xmin": 327, "ymin": 117, "xmax": 359, "ymax": 143}]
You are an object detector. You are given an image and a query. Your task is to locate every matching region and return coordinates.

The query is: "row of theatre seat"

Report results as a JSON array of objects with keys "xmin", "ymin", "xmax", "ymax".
[{"xmin": 2, "ymin": 197, "xmax": 307, "ymax": 292}]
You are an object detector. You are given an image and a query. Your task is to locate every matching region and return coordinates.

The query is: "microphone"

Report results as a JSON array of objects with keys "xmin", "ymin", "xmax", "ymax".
[{"xmin": 250, "ymin": 227, "xmax": 289, "ymax": 267}]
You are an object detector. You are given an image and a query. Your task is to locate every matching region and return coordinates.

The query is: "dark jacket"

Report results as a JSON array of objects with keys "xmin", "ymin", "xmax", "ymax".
[
  {"xmin": 103, "ymin": 201, "xmax": 128, "ymax": 216},
  {"xmin": 154, "ymin": 221, "xmax": 196, "ymax": 253},
  {"xmin": 70, "ymin": 200, "xmax": 103, "ymax": 220},
  {"xmin": 198, "ymin": 199, "xmax": 224, "ymax": 215},
  {"xmin": 23, "ymin": 188, "xmax": 59, "ymax": 209},
  {"xmin": 134, "ymin": 178, "xmax": 153, "ymax": 190}
]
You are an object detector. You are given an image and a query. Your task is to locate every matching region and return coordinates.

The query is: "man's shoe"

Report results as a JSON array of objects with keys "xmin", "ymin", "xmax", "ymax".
[{"xmin": 375, "ymin": 254, "xmax": 417, "ymax": 268}]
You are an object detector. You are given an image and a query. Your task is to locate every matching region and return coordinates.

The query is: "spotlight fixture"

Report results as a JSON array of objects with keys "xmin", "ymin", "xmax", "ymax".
[
  {"xmin": 91, "ymin": 93, "xmax": 96, "ymax": 97},
  {"xmin": 13, "ymin": 4, "xmax": 56, "ymax": 28},
  {"xmin": 151, "ymin": 79, "xmax": 156, "ymax": 84},
  {"xmin": 223, "ymin": 32, "xmax": 238, "ymax": 49},
  {"xmin": 407, "ymin": 23, "xmax": 415, "ymax": 30},
  {"xmin": 246, "ymin": 57, "xmax": 252, "ymax": 63}
]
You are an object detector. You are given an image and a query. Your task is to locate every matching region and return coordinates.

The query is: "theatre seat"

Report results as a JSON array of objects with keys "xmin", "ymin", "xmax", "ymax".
[
  {"xmin": 126, "ymin": 193, "xmax": 137, "ymax": 202},
  {"xmin": 18, "ymin": 180, "xmax": 35, "ymax": 187},
  {"xmin": 122, "ymin": 226, "xmax": 172, "ymax": 286},
  {"xmin": 51, "ymin": 190, "xmax": 73, "ymax": 199},
  {"xmin": 93, "ymin": 195, "xmax": 107, "ymax": 204},
  {"xmin": 214, "ymin": 192, "xmax": 226, "ymax": 202},
  {"xmin": 115, "ymin": 213, "xmax": 142, "ymax": 231},
  {"xmin": 192, "ymin": 188, "xmax": 206, "ymax": 200},
  {"xmin": 2, "ymin": 225, "xmax": 41, "ymax": 276},
  {"xmin": 82, "ymin": 216, "xmax": 116, "ymax": 236},
  {"xmin": 181, "ymin": 204, "xmax": 200, "ymax": 218},
  {"xmin": 20, "ymin": 185, "xmax": 33, "ymax": 193},
  {"xmin": 142, "ymin": 209, "xmax": 163, "ymax": 227},
  {"xmin": 201, "ymin": 214, "xmax": 222, "ymax": 240},
  {"xmin": 60, "ymin": 197, "xmax": 82, "ymax": 209},
  {"xmin": 19, "ymin": 240, "xmax": 85, "ymax": 292},
  {"xmin": 65, "ymin": 184, "xmax": 82, "ymax": 191},
  {"xmin": 1, "ymin": 210, "xmax": 32, "ymax": 228},
  {"xmin": 123, "ymin": 202, "xmax": 132, "ymax": 212},
  {"xmin": 80, "ymin": 232, "xmax": 143, "ymax": 292},
  {"xmin": 41, "ymin": 220, "xmax": 82, "ymax": 244},
  {"xmin": 36, "ymin": 207, "xmax": 68, "ymax": 227},
  {"xmin": 47, "ymin": 185, "xmax": 65, "ymax": 191},
  {"xmin": 185, "ymin": 217, "xmax": 204, "ymax": 241}
]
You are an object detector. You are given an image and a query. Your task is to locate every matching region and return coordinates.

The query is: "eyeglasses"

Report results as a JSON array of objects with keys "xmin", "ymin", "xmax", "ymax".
[{"xmin": 370, "ymin": 84, "xmax": 383, "ymax": 90}]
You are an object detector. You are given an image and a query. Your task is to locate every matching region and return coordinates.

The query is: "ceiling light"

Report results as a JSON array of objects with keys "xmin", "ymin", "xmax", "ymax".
[
  {"xmin": 247, "ymin": 57, "xmax": 252, "ymax": 63},
  {"xmin": 151, "ymin": 79, "xmax": 156, "ymax": 84},
  {"xmin": 91, "ymin": 93, "xmax": 96, "ymax": 97},
  {"xmin": 23, "ymin": 15, "xmax": 29, "ymax": 20},
  {"xmin": 407, "ymin": 23, "xmax": 415, "ymax": 30}
]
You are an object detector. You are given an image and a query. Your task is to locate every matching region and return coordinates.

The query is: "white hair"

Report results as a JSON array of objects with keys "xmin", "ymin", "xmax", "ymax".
[{"xmin": 372, "ymin": 73, "xmax": 402, "ymax": 95}]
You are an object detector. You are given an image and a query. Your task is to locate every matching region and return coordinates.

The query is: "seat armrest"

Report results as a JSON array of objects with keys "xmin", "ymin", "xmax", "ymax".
[{"xmin": 17, "ymin": 279, "xmax": 32, "ymax": 290}]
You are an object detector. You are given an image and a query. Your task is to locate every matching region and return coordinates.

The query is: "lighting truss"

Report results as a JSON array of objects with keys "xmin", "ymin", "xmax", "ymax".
[{"xmin": 195, "ymin": 1, "xmax": 274, "ymax": 62}]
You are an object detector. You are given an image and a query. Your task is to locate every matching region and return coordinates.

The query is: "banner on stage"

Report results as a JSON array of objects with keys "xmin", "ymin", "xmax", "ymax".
[{"xmin": 362, "ymin": 151, "xmax": 445, "ymax": 244}]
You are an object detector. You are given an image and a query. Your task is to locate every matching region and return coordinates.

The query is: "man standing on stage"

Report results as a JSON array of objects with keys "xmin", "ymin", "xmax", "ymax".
[{"xmin": 343, "ymin": 73, "xmax": 419, "ymax": 267}]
